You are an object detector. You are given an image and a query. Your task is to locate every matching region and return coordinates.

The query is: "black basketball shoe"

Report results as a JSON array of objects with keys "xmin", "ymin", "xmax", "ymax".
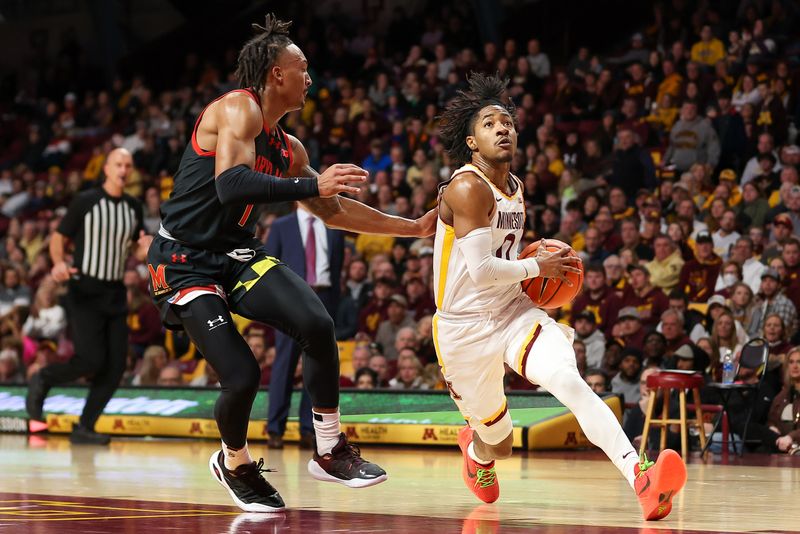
[
  {"xmin": 25, "ymin": 372, "xmax": 50, "ymax": 422},
  {"xmin": 209, "ymin": 450, "xmax": 285, "ymax": 512},
  {"xmin": 70, "ymin": 424, "xmax": 111, "ymax": 445},
  {"xmin": 307, "ymin": 433, "xmax": 387, "ymax": 488}
]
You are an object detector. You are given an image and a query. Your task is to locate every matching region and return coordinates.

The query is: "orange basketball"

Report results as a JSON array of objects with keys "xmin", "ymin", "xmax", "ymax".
[{"xmin": 519, "ymin": 239, "xmax": 583, "ymax": 309}]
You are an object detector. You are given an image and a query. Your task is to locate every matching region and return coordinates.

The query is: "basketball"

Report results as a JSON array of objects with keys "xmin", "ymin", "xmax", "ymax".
[{"xmin": 519, "ymin": 239, "xmax": 583, "ymax": 309}]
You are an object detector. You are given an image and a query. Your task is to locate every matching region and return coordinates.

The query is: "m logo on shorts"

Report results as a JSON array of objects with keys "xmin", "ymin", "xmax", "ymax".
[{"xmin": 148, "ymin": 264, "xmax": 171, "ymax": 296}]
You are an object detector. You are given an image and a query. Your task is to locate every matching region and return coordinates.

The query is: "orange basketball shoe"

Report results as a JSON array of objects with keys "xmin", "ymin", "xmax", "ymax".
[
  {"xmin": 634, "ymin": 449, "xmax": 687, "ymax": 521},
  {"xmin": 457, "ymin": 425, "xmax": 500, "ymax": 503}
]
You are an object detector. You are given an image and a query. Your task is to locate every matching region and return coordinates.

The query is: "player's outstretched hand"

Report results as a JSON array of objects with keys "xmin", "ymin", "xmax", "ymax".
[
  {"xmin": 317, "ymin": 164, "xmax": 368, "ymax": 198},
  {"xmin": 415, "ymin": 207, "xmax": 438, "ymax": 237},
  {"xmin": 535, "ymin": 239, "xmax": 582, "ymax": 287}
]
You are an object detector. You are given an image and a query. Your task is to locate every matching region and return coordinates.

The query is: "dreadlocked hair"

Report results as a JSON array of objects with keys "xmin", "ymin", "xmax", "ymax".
[
  {"xmin": 439, "ymin": 72, "xmax": 517, "ymax": 167},
  {"xmin": 235, "ymin": 14, "xmax": 294, "ymax": 94}
]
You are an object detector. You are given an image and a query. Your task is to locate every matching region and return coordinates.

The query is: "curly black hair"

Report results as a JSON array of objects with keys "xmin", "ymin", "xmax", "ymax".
[
  {"xmin": 439, "ymin": 73, "xmax": 517, "ymax": 167},
  {"xmin": 235, "ymin": 14, "xmax": 294, "ymax": 94}
]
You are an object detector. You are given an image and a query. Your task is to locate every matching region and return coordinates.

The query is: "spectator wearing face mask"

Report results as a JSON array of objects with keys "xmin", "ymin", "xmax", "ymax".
[{"xmin": 713, "ymin": 260, "xmax": 743, "ymax": 299}]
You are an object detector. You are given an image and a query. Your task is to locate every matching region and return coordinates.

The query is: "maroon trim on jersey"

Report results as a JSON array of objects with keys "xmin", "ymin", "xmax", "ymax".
[
  {"xmin": 519, "ymin": 323, "xmax": 543, "ymax": 375},
  {"xmin": 280, "ymin": 127, "xmax": 294, "ymax": 171},
  {"xmin": 191, "ymin": 89, "xmax": 261, "ymax": 159},
  {"xmin": 484, "ymin": 403, "xmax": 509, "ymax": 427}
]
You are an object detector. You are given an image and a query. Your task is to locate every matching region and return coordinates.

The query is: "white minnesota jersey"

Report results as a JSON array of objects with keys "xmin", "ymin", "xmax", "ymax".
[{"xmin": 433, "ymin": 164, "xmax": 526, "ymax": 315}]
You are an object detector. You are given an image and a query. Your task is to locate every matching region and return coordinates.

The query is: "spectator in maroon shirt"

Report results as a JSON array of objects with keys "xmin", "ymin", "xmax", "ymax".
[
  {"xmin": 404, "ymin": 276, "xmax": 435, "ymax": 320},
  {"xmin": 571, "ymin": 263, "xmax": 623, "ymax": 336},
  {"xmin": 593, "ymin": 208, "xmax": 623, "ymax": 252},
  {"xmin": 621, "ymin": 264, "xmax": 669, "ymax": 330},
  {"xmin": 126, "ymin": 285, "xmax": 163, "ymax": 359},
  {"xmin": 677, "ymin": 229, "xmax": 722, "ymax": 302},
  {"xmin": 357, "ymin": 278, "xmax": 395, "ymax": 338},
  {"xmin": 615, "ymin": 307, "xmax": 647, "ymax": 351},
  {"xmin": 781, "ymin": 238, "xmax": 800, "ymax": 289}
]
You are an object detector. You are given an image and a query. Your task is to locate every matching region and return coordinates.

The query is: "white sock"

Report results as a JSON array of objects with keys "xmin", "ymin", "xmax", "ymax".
[
  {"xmin": 536, "ymin": 369, "xmax": 639, "ymax": 489},
  {"xmin": 313, "ymin": 409, "xmax": 341, "ymax": 455},
  {"xmin": 468, "ymin": 441, "xmax": 493, "ymax": 465},
  {"xmin": 222, "ymin": 440, "xmax": 253, "ymax": 471}
]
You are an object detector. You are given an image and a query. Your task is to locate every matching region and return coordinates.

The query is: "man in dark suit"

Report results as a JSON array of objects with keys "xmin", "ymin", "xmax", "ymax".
[{"xmin": 264, "ymin": 205, "xmax": 344, "ymax": 449}]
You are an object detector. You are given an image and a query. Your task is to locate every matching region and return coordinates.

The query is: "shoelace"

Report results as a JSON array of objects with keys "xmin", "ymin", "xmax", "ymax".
[
  {"xmin": 239, "ymin": 458, "xmax": 276, "ymax": 486},
  {"xmin": 475, "ymin": 466, "xmax": 497, "ymax": 489},
  {"xmin": 337, "ymin": 441, "xmax": 366, "ymax": 466},
  {"xmin": 637, "ymin": 453, "xmax": 655, "ymax": 476}
]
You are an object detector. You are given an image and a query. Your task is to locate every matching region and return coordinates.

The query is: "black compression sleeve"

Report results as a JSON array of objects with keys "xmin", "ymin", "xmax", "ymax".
[{"xmin": 214, "ymin": 164, "xmax": 319, "ymax": 205}]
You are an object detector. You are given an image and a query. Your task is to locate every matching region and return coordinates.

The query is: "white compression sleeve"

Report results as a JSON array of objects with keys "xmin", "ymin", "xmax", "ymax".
[{"xmin": 457, "ymin": 227, "xmax": 540, "ymax": 288}]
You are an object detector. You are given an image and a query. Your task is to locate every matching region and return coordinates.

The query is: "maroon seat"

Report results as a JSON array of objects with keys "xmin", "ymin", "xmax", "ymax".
[{"xmin": 647, "ymin": 371, "xmax": 704, "ymax": 390}]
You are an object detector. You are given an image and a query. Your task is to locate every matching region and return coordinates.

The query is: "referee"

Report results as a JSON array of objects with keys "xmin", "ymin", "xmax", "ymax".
[{"xmin": 26, "ymin": 148, "xmax": 150, "ymax": 444}]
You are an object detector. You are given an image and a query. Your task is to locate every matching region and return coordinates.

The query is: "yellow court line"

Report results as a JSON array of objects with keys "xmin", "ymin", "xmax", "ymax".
[
  {"xmin": 0, "ymin": 512, "xmax": 239, "ymax": 521},
  {"xmin": 0, "ymin": 512, "xmax": 93, "ymax": 517},
  {"xmin": 0, "ymin": 501, "xmax": 231, "ymax": 514}
]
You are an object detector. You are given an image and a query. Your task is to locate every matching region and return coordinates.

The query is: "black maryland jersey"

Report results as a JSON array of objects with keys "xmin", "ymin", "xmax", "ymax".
[
  {"xmin": 160, "ymin": 88, "xmax": 293, "ymax": 251},
  {"xmin": 58, "ymin": 187, "xmax": 144, "ymax": 283}
]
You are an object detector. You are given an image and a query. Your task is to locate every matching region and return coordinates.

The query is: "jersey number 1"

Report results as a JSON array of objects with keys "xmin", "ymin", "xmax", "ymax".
[
  {"xmin": 495, "ymin": 233, "xmax": 516, "ymax": 260},
  {"xmin": 238, "ymin": 204, "xmax": 254, "ymax": 227}
]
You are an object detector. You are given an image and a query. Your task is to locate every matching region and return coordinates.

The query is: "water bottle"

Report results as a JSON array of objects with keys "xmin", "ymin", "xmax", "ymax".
[{"xmin": 721, "ymin": 349, "xmax": 735, "ymax": 384}]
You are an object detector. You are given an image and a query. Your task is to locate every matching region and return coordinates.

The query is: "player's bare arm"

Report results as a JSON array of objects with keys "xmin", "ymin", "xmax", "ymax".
[
  {"xmin": 288, "ymin": 135, "xmax": 437, "ymax": 237},
  {"xmin": 209, "ymin": 92, "xmax": 365, "ymax": 204}
]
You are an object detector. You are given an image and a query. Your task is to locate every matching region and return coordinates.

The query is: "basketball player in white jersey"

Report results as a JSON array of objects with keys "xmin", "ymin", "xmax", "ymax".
[{"xmin": 434, "ymin": 74, "xmax": 686, "ymax": 520}]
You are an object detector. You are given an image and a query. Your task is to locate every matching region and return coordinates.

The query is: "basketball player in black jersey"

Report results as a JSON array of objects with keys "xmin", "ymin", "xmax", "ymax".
[{"xmin": 147, "ymin": 15, "xmax": 436, "ymax": 512}]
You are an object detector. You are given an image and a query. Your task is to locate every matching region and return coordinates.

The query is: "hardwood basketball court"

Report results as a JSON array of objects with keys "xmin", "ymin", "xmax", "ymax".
[{"xmin": 0, "ymin": 434, "xmax": 797, "ymax": 533}]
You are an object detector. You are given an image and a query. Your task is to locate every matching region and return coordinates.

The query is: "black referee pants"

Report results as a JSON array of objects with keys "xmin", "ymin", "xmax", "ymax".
[{"xmin": 40, "ymin": 283, "xmax": 128, "ymax": 430}]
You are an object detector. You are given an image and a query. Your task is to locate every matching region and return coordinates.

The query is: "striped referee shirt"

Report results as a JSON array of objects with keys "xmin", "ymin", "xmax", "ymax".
[{"xmin": 57, "ymin": 188, "xmax": 144, "ymax": 283}]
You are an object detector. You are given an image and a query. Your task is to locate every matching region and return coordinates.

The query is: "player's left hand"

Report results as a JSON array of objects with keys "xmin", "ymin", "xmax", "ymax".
[
  {"xmin": 416, "ymin": 207, "xmax": 438, "ymax": 237},
  {"xmin": 135, "ymin": 230, "xmax": 154, "ymax": 262}
]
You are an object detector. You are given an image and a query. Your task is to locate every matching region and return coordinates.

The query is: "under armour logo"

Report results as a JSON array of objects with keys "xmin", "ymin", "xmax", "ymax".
[
  {"xmin": 171, "ymin": 253, "xmax": 187, "ymax": 263},
  {"xmin": 281, "ymin": 148, "xmax": 289, "ymax": 158},
  {"xmin": 207, "ymin": 315, "xmax": 227, "ymax": 330}
]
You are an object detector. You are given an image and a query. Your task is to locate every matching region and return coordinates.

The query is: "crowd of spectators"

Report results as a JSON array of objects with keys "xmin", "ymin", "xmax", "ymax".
[{"xmin": 0, "ymin": 1, "xmax": 799, "ymax": 453}]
